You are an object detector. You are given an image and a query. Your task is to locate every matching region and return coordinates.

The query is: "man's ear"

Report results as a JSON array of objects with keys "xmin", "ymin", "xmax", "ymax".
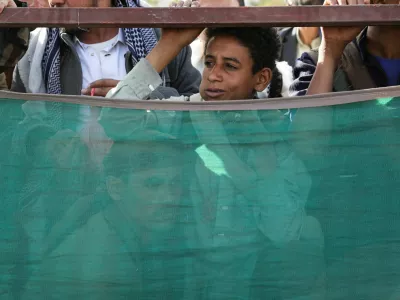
[
  {"xmin": 254, "ymin": 68, "xmax": 273, "ymax": 92},
  {"xmin": 106, "ymin": 176, "xmax": 124, "ymax": 202}
]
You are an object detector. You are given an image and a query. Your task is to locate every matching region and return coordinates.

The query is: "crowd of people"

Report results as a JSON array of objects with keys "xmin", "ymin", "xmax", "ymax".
[{"xmin": 0, "ymin": 0, "xmax": 400, "ymax": 299}]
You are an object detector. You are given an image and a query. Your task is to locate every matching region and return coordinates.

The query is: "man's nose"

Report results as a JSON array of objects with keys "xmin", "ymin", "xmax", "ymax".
[
  {"xmin": 207, "ymin": 65, "xmax": 223, "ymax": 82},
  {"xmin": 49, "ymin": 0, "xmax": 66, "ymax": 7}
]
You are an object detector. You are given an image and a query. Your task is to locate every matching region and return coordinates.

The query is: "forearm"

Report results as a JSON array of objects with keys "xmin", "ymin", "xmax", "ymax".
[
  {"xmin": 255, "ymin": 151, "xmax": 311, "ymax": 245},
  {"xmin": 208, "ymin": 144, "xmax": 258, "ymax": 192},
  {"xmin": 146, "ymin": 38, "xmax": 185, "ymax": 73},
  {"xmin": 106, "ymin": 38, "xmax": 187, "ymax": 100},
  {"xmin": 306, "ymin": 42, "xmax": 343, "ymax": 96}
]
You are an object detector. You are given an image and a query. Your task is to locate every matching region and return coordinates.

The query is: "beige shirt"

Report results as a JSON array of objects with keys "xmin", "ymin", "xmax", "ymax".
[{"xmin": 295, "ymin": 27, "xmax": 321, "ymax": 59}]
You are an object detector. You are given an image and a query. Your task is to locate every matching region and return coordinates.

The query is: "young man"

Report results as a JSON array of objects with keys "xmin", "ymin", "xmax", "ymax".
[
  {"xmin": 290, "ymin": 0, "xmax": 400, "ymax": 96},
  {"xmin": 17, "ymin": 128, "xmax": 192, "ymax": 300},
  {"xmin": 99, "ymin": 1, "xmax": 324, "ymax": 298}
]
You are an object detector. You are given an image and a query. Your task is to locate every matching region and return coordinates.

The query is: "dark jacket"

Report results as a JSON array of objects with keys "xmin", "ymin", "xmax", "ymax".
[{"xmin": 278, "ymin": 27, "xmax": 298, "ymax": 68}]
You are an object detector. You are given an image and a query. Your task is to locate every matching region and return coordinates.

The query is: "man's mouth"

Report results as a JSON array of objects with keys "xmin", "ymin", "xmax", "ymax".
[{"xmin": 205, "ymin": 88, "xmax": 225, "ymax": 99}]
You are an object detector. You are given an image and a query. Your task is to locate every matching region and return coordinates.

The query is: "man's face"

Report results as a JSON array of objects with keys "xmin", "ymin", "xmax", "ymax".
[
  {"xmin": 108, "ymin": 160, "xmax": 183, "ymax": 233},
  {"xmin": 199, "ymin": 35, "xmax": 270, "ymax": 101},
  {"xmin": 200, "ymin": 0, "xmax": 240, "ymax": 7},
  {"xmin": 48, "ymin": 0, "xmax": 111, "ymax": 7}
]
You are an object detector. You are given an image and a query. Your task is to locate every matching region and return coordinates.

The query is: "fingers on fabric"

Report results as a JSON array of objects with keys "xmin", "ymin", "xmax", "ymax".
[
  {"xmin": 82, "ymin": 79, "xmax": 119, "ymax": 97},
  {"xmin": 82, "ymin": 87, "xmax": 112, "ymax": 97},
  {"xmin": 325, "ymin": 0, "xmax": 370, "ymax": 4},
  {"xmin": 89, "ymin": 79, "xmax": 119, "ymax": 88},
  {"xmin": 170, "ymin": 0, "xmax": 198, "ymax": 7},
  {"xmin": 0, "ymin": 0, "xmax": 16, "ymax": 12}
]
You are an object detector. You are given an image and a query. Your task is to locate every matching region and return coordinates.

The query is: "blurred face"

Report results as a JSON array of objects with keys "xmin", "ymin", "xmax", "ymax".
[
  {"xmin": 201, "ymin": 0, "xmax": 240, "ymax": 7},
  {"xmin": 108, "ymin": 165, "xmax": 183, "ymax": 232},
  {"xmin": 48, "ymin": 0, "xmax": 111, "ymax": 7},
  {"xmin": 199, "ymin": 35, "xmax": 271, "ymax": 101}
]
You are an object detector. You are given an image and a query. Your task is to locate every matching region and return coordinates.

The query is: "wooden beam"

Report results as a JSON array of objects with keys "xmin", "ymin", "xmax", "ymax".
[{"xmin": 0, "ymin": 6, "xmax": 399, "ymax": 28}]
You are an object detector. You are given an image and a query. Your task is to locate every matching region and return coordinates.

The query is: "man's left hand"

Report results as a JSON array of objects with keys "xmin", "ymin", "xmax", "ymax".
[{"xmin": 82, "ymin": 79, "xmax": 120, "ymax": 97}]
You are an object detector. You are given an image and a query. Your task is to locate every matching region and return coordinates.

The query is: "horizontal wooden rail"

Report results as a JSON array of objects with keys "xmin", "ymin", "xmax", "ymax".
[
  {"xmin": 1, "ymin": 86, "xmax": 399, "ymax": 111},
  {"xmin": 0, "ymin": 6, "xmax": 399, "ymax": 28}
]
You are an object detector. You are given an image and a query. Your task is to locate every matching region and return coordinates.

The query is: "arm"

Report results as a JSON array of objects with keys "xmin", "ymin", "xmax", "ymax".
[
  {"xmin": 104, "ymin": 0, "xmax": 203, "ymax": 100},
  {"xmin": 190, "ymin": 110, "xmax": 310, "ymax": 245},
  {"xmin": 105, "ymin": 32, "xmax": 195, "ymax": 100},
  {"xmin": 251, "ymin": 144, "xmax": 311, "ymax": 244},
  {"xmin": 306, "ymin": 41, "xmax": 343, "ymax": 95},
  {"xmin": 167, "ymin": 45, "xmax": 201, "ymax": 96}
]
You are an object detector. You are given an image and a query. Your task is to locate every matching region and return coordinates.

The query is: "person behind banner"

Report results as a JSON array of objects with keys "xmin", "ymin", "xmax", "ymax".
[
  {"xmin": 16, "ymin": 124, "xmax": 194, "ymax": 299},
  {"xmin": 289, "ymin": 0, "xmax": 400, "ymax": 96},
  {"xmin": 100, "ymin": 1, "xmax": 325, "ymax": 298}
]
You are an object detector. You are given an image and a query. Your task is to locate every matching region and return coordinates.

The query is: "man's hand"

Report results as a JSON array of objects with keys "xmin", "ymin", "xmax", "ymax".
[
  {"xmin": 0, "ymin": 0, "xmax": 47, "ymax": 12},
  {"xmin": 0, "ymin": 0, "xmax": 16, "ymax": 13},
  {"xmin": 146, "ymin": 0, "xmax": 205, "ymax": 73},
  {"xmin": 162, "ymin": 0, "xmax": 204, "ymax": 48},
  {"xmin": 82, "ymin": 79, "xmax": 119, "ymax": 97},
  {"xmin": 320, "ymin": 0, "xmax": 370, "ymax": 61},
  {"xmin": 19, "ymin": 0, "xmax": 48, "ymax": 7}
]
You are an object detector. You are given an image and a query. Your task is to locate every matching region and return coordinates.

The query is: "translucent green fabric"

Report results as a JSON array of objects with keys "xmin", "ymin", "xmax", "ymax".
[{"xmin": 0, "ymin": 90, "xmax": 399, "ymax": 300}]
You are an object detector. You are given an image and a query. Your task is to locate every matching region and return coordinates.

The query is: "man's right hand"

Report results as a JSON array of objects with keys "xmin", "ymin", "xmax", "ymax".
[
  {"xmin": 161, "ymin": 0, "xmax": 204, "ymax": 48},
  {"xmin": 146, "ymin": 0, "xmax": 205, "ymax": 73},
  {"xmin": 0, "ymin": 0, "xmax": 16, "ymax": 13},
  {"xmin": 320, "ymin": 0, "xmax": 370, "ymax": 60},
  {"xmin": 0, "ymin": 0, "xmax": 47, "ymax": 13}
]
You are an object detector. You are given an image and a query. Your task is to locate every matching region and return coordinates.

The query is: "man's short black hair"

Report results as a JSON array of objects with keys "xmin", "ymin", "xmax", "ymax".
[
  {"xmin": 237, "ymin": 0, "xmax": 245, "ymax": 6},
  {"xmin": 204, "ymin": 27, "xmax": 281, "ymax": 74},
  {"xmin": 103, "ymin": 131, "xmax": 184, "ymax": 180}
]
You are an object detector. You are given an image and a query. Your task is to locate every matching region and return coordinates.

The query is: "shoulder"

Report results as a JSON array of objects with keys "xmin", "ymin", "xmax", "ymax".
[
  {"xmin": 278, "ymin": 27, "xmax": 295, "ymax": 40},
  {"xmin": 29, "ymin": 27, "xmax": 47, "ymax": 43},
  {"xmin": 19, "ymin": 28, "xmax": 48, "ymax": 63}
]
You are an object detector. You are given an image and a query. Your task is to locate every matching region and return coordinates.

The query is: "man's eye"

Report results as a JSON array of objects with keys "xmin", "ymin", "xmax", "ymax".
[
  {"xmin": 226, "ymin": 64, "xmax": 238, "ymax": 70},
  {"xmin": 204, "ymin": 61, "xmax": 214, "ymax": 68},
  {"xmin": 144, "ymin": 177, "xmax": 164, "ymax": 189}
]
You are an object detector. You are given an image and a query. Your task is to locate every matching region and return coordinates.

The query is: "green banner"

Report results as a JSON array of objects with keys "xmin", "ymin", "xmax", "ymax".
[{"xmin": 0, "ymin": 87, "xmax": 400, "ymax": 299}]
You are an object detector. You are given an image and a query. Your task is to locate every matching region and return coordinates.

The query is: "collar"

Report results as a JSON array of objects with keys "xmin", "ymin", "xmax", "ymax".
[
  {"xmin": 355, "ymin": 27, "xmax": 369, "ymax": 62},
  {"xmin": 295, "ymin": 27, "xmax": 321, "ymax": 50},
  {"xmin": 73, "ymin": 28, "xmax": 125, "ymax": 51}
]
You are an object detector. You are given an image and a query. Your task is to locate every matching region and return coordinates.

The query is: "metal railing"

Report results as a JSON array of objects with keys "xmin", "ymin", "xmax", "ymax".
[{"xmin": 0, "ymin": 5, "xmax": 400, "ymax": 28}]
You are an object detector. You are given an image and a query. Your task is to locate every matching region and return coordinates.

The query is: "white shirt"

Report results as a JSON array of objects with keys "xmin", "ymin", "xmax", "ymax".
[
  {"xmin": 295, "ymin": 27, "xmax": 321, "ymax": 60},
  {"xmin": 74, "ymin": 29, "xmax": 129, "ymax": 129},
  {"xmin": 74, "ymin": 29, "xmax": 129, "ymax": 168},
  {"xmin": 190, "ymin": 38, "xmax": 206, "ymax": 75}
]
